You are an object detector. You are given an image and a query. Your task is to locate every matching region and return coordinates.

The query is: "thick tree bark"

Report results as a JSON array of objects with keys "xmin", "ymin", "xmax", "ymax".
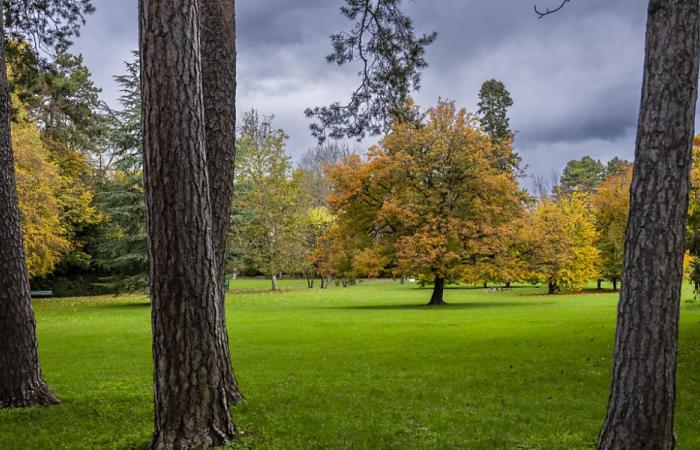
[
  {"xmin": 429, "ymin": 276, "xmax": 446, "ymax": 305},
  {"xmin": 140, "ymin": 0, "xmax": 236, "ymax": 447},
  {"xmin": 0, "ymin": 10, "xmax": 58, "ymax": 410},
  {"xmin": 199, "ymin": 0, "xmax": 244, "ymax": 406},
  {"xmin": 598, "ymin": 2, "xmax": 700, "ymax": 449}
]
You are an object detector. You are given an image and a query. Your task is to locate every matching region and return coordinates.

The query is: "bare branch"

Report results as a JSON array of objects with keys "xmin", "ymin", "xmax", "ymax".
[{"xmin": 534, "ymin": 0, "xmax": 571, "ymax": 19}]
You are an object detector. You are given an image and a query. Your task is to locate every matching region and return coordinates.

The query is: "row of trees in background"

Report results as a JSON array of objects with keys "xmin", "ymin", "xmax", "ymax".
[{"xmin": 0, "ymin": 51, "xmax": 663, "ymax": 303}]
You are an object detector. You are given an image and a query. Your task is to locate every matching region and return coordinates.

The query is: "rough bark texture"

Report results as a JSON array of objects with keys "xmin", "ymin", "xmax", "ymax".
[
  {"xmin": 0, "ymin": 10, "xmax": 58, "ymax": 410},
  {"xmin": 598, "ymin": 1, "xmax": 700, "ymax": 449},
  {"xmin": 429, "ymin": 277, "xmax": 445, "ymax": 305},
  {"xmin": 199, "ymin": 0, "xmax": 244, "ymax": 405},
  {"xmin": 140, "ymin": 0, "xmax": 236, "ymax": 447}
]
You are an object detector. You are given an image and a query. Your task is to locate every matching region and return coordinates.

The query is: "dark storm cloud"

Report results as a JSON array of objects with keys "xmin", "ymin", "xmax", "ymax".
[{"xmin": 71, "ymin": 0, "xmax": 658, "ymax": 177}]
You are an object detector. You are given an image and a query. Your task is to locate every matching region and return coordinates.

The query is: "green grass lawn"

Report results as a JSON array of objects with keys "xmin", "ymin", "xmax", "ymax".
[{"xmin": 2, "ymin": 280, "xmax": 700, "ymax": 449}]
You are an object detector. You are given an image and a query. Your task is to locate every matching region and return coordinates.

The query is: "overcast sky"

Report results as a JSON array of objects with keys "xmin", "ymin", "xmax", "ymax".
[{"xmin": 72, "ymin": 0, "xmax": 654, "ymax": 182}]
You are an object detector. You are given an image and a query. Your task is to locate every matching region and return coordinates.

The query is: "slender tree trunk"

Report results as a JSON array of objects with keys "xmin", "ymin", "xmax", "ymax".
[
  {"xmin": 612, "ymin": 277, "xmax": 618, "ymax": 292},
  {"xmin": 140, "ymin": 0, "xmax": 235, "ymax": 447},
  {"xmin": 199, "ymin": 0, "xmax": 243, "ymax": 406},
  {"xmin": 271, "ymin": 274, "xmax": 278, "ymax": 291},
  {"xmin": 483, "ymin": 281, "xmax": 488, "ymax": 288},
  {"xmin": 429, "ymin": 276, "xmax": 446, "ymax": 305},
  {"xmin": 598, "ymin": 2, "xmax": 700, "ymax": 449},
  {"xmin": 0, "ymin": 12, "xmax": 58, "ymax": 409},
  {"xmin": 505, "ymin": 281, "xmax": 511, "ymax": 288},
  {"xmin": 548, "ymin": 281, "xmax": 559, "ymax": 295},
  {"xmin": 597, "ymin": 279, "xmax": 602, "ymax": 290}
]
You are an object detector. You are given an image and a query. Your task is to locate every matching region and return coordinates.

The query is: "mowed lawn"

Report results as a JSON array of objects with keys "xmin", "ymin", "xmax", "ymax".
[{"xmin": 2, "ymin": 281, "xmax": 700, "ymax": 449}]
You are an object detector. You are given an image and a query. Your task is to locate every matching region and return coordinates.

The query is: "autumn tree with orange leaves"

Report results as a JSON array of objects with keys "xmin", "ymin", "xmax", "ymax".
[{"xmin": 325, "ymin": 100, "xmax": 523, "ymax": 305}]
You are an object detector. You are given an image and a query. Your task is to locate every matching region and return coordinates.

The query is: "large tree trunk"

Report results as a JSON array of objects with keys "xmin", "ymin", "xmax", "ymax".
[
  {"xmin": 428, "ymin": 276, "xmax": 446, "ymax": 305},
  {"xmin": 199, "ymin": 0, "xmax": 244, "ymax": 406},
  {"xmin": 598, "ymin": 2, "xmax": 700, "ymax": 449},
  {"xmin": 140, "ymin": 0, "xmax": 235, "ymax": 448},
  {"xmin": 0, "ymin": 11, "xmax": 58, "ymax": 410}
]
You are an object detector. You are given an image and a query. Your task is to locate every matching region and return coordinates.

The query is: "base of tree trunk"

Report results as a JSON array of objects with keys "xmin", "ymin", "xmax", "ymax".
[
  {"xmin": 0, "ymin": 381, "xmax": 59, "ymax": 409},
  {"xmin": 151, "ymin": 426, "xmax": 234, "ymax": 450},
  {"xmin": 224, "ymin": 380, "xmax": 245, "ymax": 405},
  {"xmin": 428, "ymin": 277, "xmax": 446, "ymax": 306},
  {"xmin": 548, "ymin": 282, "xmax": 560, "ymax": 294}
]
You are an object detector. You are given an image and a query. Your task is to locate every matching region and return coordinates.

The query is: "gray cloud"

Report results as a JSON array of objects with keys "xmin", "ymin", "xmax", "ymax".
[{"xmin": 72, "ymin": 0, "xmax": 670, "ymax": 180}]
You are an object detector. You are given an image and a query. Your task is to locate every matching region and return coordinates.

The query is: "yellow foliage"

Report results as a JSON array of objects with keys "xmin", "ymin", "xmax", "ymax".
[
  {"xmin": 12, "ymin": 105, "xmax": 69, "ymax": 278},
  {"xmin": 523, "ymin": 192, "xmax": 600, "ymax": 292}
]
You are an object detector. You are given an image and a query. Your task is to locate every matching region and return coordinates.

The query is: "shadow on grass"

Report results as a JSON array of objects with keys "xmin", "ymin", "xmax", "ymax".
[
  {"xmin": 412, "ymin": 285, "xmax": 540, "ymax": 291},
  {"xmin": 103, "ymin": 301, "xmax": 151, "ymax": 309},
  {"xmin": 339, "ymin": 301, "xmax": 553, "ymax": 311}
]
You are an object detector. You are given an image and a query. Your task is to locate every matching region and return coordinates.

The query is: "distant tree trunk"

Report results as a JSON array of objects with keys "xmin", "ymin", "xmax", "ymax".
[
  {"xmin": 199, "ymin": 0, "xmax": 243, "ymax": 406},
  {"xmin": 305, "ymin": 273, "xmax": 314, "ymax": 288},
  {"xmin": 0, "ymin": 12, "xmax": 58, "ymax": 409},
  {"xmin": 429, "ymin": 276, "xmax": 446, "ymax": 305},
  {"xmin": 400, "ymin": 276, "xmax": 406, "ymax": 285},
  {"xmin": 597, "ymin": 279, "xmax": 602, "ymax": 290},
  {"xmin": 598, "ymin": 2, "xmax": 700, "ymax": 449},
  {"xmin": 271, "ymin": 274, "xmax": 278, "ymax": 291},
  {"xmin": 483, "ymin": 281, "xmax": 488, "ymax": 288},
  {"xmin": 140, "ymin": 0, "xmax": 235, "ymax": 447},
  {"xmin": 548, "ymin": 281, "xmax": 559, "ymax": 295},
  {"xmin": 612, "ymin": 277, "xmax": 618, "ymax": 292},
  {"xmin": 505, "ymin": 281, "xmax": 511, "ymax": 288}
]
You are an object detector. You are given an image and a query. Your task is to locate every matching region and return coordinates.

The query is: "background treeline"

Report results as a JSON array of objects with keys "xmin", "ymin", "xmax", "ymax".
[{"xmin": 11, "ymin": 48, "xmax": 700, "ymax": 299}]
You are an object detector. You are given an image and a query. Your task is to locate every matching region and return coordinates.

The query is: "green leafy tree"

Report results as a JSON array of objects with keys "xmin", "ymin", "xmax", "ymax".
[
  {"xmin": 477, "ymin": 79, "xmax": 520, "ymax": 173},
  {"xmin": 478, "ymin": 79, "xmax": 513, "ymax": 140},
  {"xmin": 92, "ymin": 54, "xmax": 146, "ymax": 293},
  {"xmin": 231, "ymin": 111, "xmax": 304, "ymax": 290},
  {"xmin": 559, "ymin": 155, "xmax": 605, "ymax": 194}
]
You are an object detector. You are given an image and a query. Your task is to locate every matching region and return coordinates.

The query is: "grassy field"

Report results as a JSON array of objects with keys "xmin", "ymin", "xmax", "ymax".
[{"xmin": 1, "ymin": 280, "xmax": 700, "ymax": 449}]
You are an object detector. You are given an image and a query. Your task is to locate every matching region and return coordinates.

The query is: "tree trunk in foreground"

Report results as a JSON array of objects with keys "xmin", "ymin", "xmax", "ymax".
[
  {"xmin": 598, "ymin": 2, "xmax": 700, "ymax": 449},
  {"xmin": 0, "ymin": 11, "xmax": 58, "ymax": 410},
  {"xmin": 429, "ymin": 276, "xmax": 445, "ymax": 305},
  {"xmin": 199, "ymin": 0, "xmax": 244, "ymax": 405},
  {"xmin": 140, "ymin": 0, "xmax": 235, "ymax": 447}
]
